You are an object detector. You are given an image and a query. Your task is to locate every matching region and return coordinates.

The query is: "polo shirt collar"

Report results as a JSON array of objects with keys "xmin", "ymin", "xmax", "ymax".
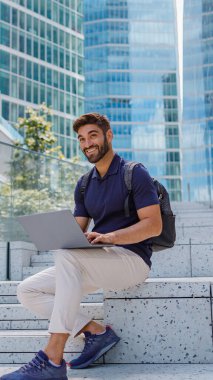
[{"xmin": 92, "ymin": 153, "xmax": 120, "ymax": 179}]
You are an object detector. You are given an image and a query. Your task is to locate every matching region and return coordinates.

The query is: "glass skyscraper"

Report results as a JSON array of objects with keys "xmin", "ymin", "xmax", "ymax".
[
  {"xmin": 183, "ymin": 0, "xmax": 213, "ymax": 203},
  {"xmin": 0, "ymin": 0, "xmax": 84, "ymax": 158},
  {"xmin": 84, "ymin": 0, "xmax": 182, "ymax": 201}
]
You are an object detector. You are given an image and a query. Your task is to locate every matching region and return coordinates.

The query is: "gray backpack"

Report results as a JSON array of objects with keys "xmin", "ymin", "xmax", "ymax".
[{"xmin": 80, "ymin": 161, "xmax": 176, "ymax": 252}]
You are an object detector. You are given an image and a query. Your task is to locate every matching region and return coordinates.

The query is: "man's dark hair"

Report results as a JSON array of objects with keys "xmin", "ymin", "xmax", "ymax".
[{"xmin": 73, "ymin": 113, "xmax": 111, "ymax": 134}]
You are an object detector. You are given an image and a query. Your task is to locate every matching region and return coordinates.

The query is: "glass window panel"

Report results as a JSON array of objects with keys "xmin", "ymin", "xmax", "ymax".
[
  {"xmin": 47, "ymin": 1, "xmax": 52, "ymax": 18},
  {"xmin": 18, "ymin": 105, "xmax": 25, "ymax": 118},
  {"xmin": 19, "ymin": 32, "xmax": 25, "ymax": 53},
  {"xmin": 72, "ymin": 96, "xmax": 76, "ymax": 114},
  {"xmin": 0, "ymin": 24, "xmax": 10, "ymax": 47},
  {"xmin": 0, "ymin": 70, "xmax": 9, "ymax": 95},
  {"xmin": 26, "ymin": 14, "xmax": 32, "ymax": 32},
  {"xmin": 27, "ymin": 0, "xmax": 33, "ymax": 10},
  {"xmin": 78, "ymin": 80, "xmax": 84, "ymax": 96},
  {"xmin": 59, "ymin": 8, "xmax": 64, "ymax": 24},
  {"xmin": 47, "ymin": 68, "xmax": 52, "ymax": 85},
  {"xmin": 12, "ymin": 8, "xmax": 18, "ymax": 26},
  {"xmin": 53, "ymin": 3, "xmax": 58, "ymax": 22},
  {"xmin": 40, "ymin": 20, "xmax": 45, "ymax": 38},
  {"xmin": 12, "ymin": 56, "xmax": 18, "ymax": 73},
  {"xmin": 19, "ymin": 77, "xmax": 25, "ymax": 99},
  {"xmin": 65, "ymin": 10, "xmax": 70, "ymax": 27},
  {"xmin": 72, "ymin": 35, "xmax": 76, "ymax": 51},
  {"xmin": 33, "ymin": 17, "xmax": 39, "ymax": 36},
  {"xmin": 66, "ymin": 54, "xmax": 70, "ymax": 70},
  {"xmin": 1, "ymin": 3, "xmax": 10, "ymax": 23},
  {"xmin": 47, "ymin": 45, "xmax": 52, "ymax": 63},
  {"xmin": 0, "ymin": 50, "xmax": 10, "ymax": 70},
  {"xmin": 19, "ymin": 58, "xmax": 25, "ymax": 76},
  {"xmin": 33, "ymin": 63, "xmax": 39, "ymax": 81},
  {"xmin": 12, "ymin": 29, "xmax": 18, "ymax": 49},
  {"xmin": 53, "ymin": 71, "xmax": 58, "ymax": 87},
  {"xmin": 40, "ymin": 85, "xmax": 45, "ymax": 103},
  {"xmin": 60, "ymin": 50, "xmax": 64, "ymax": 68},
  {"xmin": 34, "ymin": 0, "xmax": 38, "ymax": 13},
  {"xmin": 26, "ymin": 36, "xmax": 32, "ymax": 55},
  {"xmin": 26, "ymin": 60, "xmax": 32, "ymax": 78},
  {"xmin": 72, "ymin": 55, "xmax": 76, "ymax": 72},
  {"xmin": 46, "ymin": 24, "xmax": 52, "ymax": 41},
  {"xmin": 60, "ymin": 92, "xmax": 64, "ymax": 112},
  {"xmin": 53, "ymin": 91, "xmax": 58, "ymax": 109},
  {"xmin": 33, "ymin": 38, "xmax": 39, "ymax": 58},
  {"xmin": 11, "ymin": 76, "xmax": 18, "ymax": 97},
  {"xmin": 2, "ymin": 100, "xmax": 9, "ymax": 120},
  {"xmin": 47, "ymin": 87, "xmax": 52, "ymax": 106},
  {"xmin": 72, "ymin": 77, "xmax": 76, "ymax": 94},
  {"xmin": 60, "ymin": 117, "xmax": 64, "ymax": 134},
  {"xmin": 53, "ymin": 47, "xmax": 58, "ymax": 65},
  {"xmin": 66, "ymin": 119, "xmax": 70, "ymax": 135},
  {"xmin": 53, "ymin": 27, "xmax": 58, "ymax": 44},
  {"xmin": 40, "ymin": 66, "xmax": 46, "ymax": 83},
  {"xmin": 19, "ymin": 11, "xmax": 25, "ymax": 29},
  {"xmin": 66, "ymin": 75, "xmax": 71, "ymax": 92},
  {"xmin": 66, "ymin": 94, "xmax": 71, "ymax": 113},
  {"xmin": 60, "ymin": 73, "xmax": 64, "ymax": 90},
  {"xmin": 33, "ymin": 83, "xmax": 38, "ymax": 103},
  {"xmin": 65, "ymin": 33, "xmax": 70, "ymax": 49},
  {"xmin": 40, "ymin": 42, "xmax": 45, "ymax": 60},
  {"xmin": 26, "ymin": 79, "xmax": 32, "ymax": 102},
  {"xmin": 11, "ymin": 103, "xmax": 18, "ymax": 122},
  {"xmin": 59, "ymin": 30, "xmax": 65, "ymax": 47},
  {"xmin": 40, "ymin": 1, "xmax": 45, "ymax": 16}
]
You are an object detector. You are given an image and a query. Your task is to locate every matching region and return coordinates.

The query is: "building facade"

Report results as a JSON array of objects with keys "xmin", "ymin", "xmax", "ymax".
[
  {"xmin": 84, "ymin": 0, "xmax": 182, "ymax": 201},
  {"xmin": 183, "ymin": 0, "xmax": 213, "ymax": 203},
  {"xmin": 0, "ymin": 0, "xmax": 84, "ymax": 158}
]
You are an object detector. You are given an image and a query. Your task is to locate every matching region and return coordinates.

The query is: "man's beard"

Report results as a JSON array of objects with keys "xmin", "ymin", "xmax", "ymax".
[{"xmin": 83, "ymin": 135, "xmax": 110, "ymax": 163}]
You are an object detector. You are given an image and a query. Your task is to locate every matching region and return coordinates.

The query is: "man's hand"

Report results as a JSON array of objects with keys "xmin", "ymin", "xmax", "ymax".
[{"xmin": 85, "ymin": 231, "xmax": 116, "ymax": 245}]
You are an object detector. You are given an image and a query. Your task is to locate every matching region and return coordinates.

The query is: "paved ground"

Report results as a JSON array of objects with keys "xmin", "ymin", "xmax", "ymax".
[{"xmin": 0, "ymin": 364, "xmax": 213, "ymax": 379}]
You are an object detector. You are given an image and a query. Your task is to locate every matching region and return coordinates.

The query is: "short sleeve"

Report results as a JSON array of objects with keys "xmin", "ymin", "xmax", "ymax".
[
  {"xmin": 73, "ymin": 177, "xmax": 90, "ymax": 217},
  {"xmin": 131, "ymin": 164, "xmax": 159, "ymax": 210}
]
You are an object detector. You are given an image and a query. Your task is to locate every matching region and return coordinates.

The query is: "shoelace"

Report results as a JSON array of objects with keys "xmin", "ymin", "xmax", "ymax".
[
  {"xmin": 21, "ymin": 355, "xmax": 47, "ymax": 373},
  {"xmin": 81, "ymin": 335, "xmax": 97, "ymax": 354}
]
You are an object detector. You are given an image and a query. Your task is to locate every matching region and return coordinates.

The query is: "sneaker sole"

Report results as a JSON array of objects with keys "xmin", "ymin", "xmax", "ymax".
[{"xmin": 70, "ymin": 337, "xmax": 120, "ymax": 369}]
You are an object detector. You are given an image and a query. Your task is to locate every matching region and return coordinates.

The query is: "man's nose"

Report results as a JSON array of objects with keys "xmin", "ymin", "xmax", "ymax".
[{"xmin": 83, "ymin": 138, "xmax": 93, "ymax": 148}]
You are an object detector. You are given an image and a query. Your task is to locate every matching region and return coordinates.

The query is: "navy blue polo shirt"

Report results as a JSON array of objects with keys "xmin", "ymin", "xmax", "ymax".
[{"xmin": 74, "ymin": 153, "xmax": 159, "ymax": 268}]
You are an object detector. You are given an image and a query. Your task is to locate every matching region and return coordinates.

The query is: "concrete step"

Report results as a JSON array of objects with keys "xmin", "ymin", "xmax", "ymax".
[
  {"xmin": 1, "ymin": 363, "xmax": 213, "ymax": 379},
  {"xmin": 0, "ymin": 330, "xmax": 85, "ymax": 354},
  {"xmin": 0, "ymin": 303, "xmax": 103, "ymax": 330},
  {"xmin": 24, "ymin": 242, "xmax": 213, "ymax": 278},
  {"xmin": 0, "ymin": 281, "xmax": 103, "ymax": 304},
  {"xmin": 104, "ymin": 277, "xmax": 213, "ymax": 364}
]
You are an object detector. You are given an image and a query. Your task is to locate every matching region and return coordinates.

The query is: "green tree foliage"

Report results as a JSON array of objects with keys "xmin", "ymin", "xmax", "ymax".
[{"xmin": 15, "ymin": 103, "xmax": 64, "ymax": 158}]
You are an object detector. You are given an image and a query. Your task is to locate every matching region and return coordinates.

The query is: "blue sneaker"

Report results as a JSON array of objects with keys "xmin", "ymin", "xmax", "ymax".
[
  {"xmin": 69, "ymin": 326, "xmax": 120, "ymax": 369},
  {"xmin": 0, "ymin": 350, "xmax": 68, "ymax": 380}
]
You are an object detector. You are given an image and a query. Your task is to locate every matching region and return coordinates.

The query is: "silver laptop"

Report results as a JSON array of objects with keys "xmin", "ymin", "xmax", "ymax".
[{"xmin": 17, "ymin": 209, "xmax": 113, "ymax": 251}]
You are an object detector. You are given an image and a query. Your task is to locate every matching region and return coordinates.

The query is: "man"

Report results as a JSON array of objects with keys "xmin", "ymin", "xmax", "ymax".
[{"xmin": 1, "ymin": 113, "xmax": 162, "ymax": 380}]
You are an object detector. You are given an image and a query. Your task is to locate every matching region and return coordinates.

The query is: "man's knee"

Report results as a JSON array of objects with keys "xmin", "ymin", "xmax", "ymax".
[{"xmin": 17, "ymin": 279, "xmax": 33, "ymax": 305}]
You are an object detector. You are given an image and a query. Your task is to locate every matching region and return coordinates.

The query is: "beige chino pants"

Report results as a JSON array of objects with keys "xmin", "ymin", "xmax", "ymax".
[{"xmin": 17, "ymin": 246, "xmax": 150, "ymax": 338}]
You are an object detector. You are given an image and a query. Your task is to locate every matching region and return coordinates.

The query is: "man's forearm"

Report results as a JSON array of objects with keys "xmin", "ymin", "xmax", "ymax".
[
  {"xmin": 112, "ymin": 218, "xmax": 162, "ymax": 245},
  {"xmin": 86, "ymin": 217, "xmax": 162, "ymax": 246}
]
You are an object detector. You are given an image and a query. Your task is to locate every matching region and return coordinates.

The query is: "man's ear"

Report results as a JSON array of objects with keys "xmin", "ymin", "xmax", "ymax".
[{"xmin": 106, "ymin": 129, "xmax": 113, "ymax": 142}]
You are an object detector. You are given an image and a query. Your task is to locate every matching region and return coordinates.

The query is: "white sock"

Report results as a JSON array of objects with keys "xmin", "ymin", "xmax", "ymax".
[
  {"xmin": 48, "ymin": 359, "xmax": 61, "ymax": 368},
  {"xmin": 96, "ymin": 329, "xmax": 106, "ymax": 335}
]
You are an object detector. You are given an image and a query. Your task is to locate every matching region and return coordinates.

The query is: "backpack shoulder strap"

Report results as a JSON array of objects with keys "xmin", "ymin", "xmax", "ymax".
[
  {"xmin": 123, "ymin": 161, "xmax": 138, "ymax": 217},
  {"xmin": 79, "ymin": 169, "xmax": 93, "ymax": 199}
]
